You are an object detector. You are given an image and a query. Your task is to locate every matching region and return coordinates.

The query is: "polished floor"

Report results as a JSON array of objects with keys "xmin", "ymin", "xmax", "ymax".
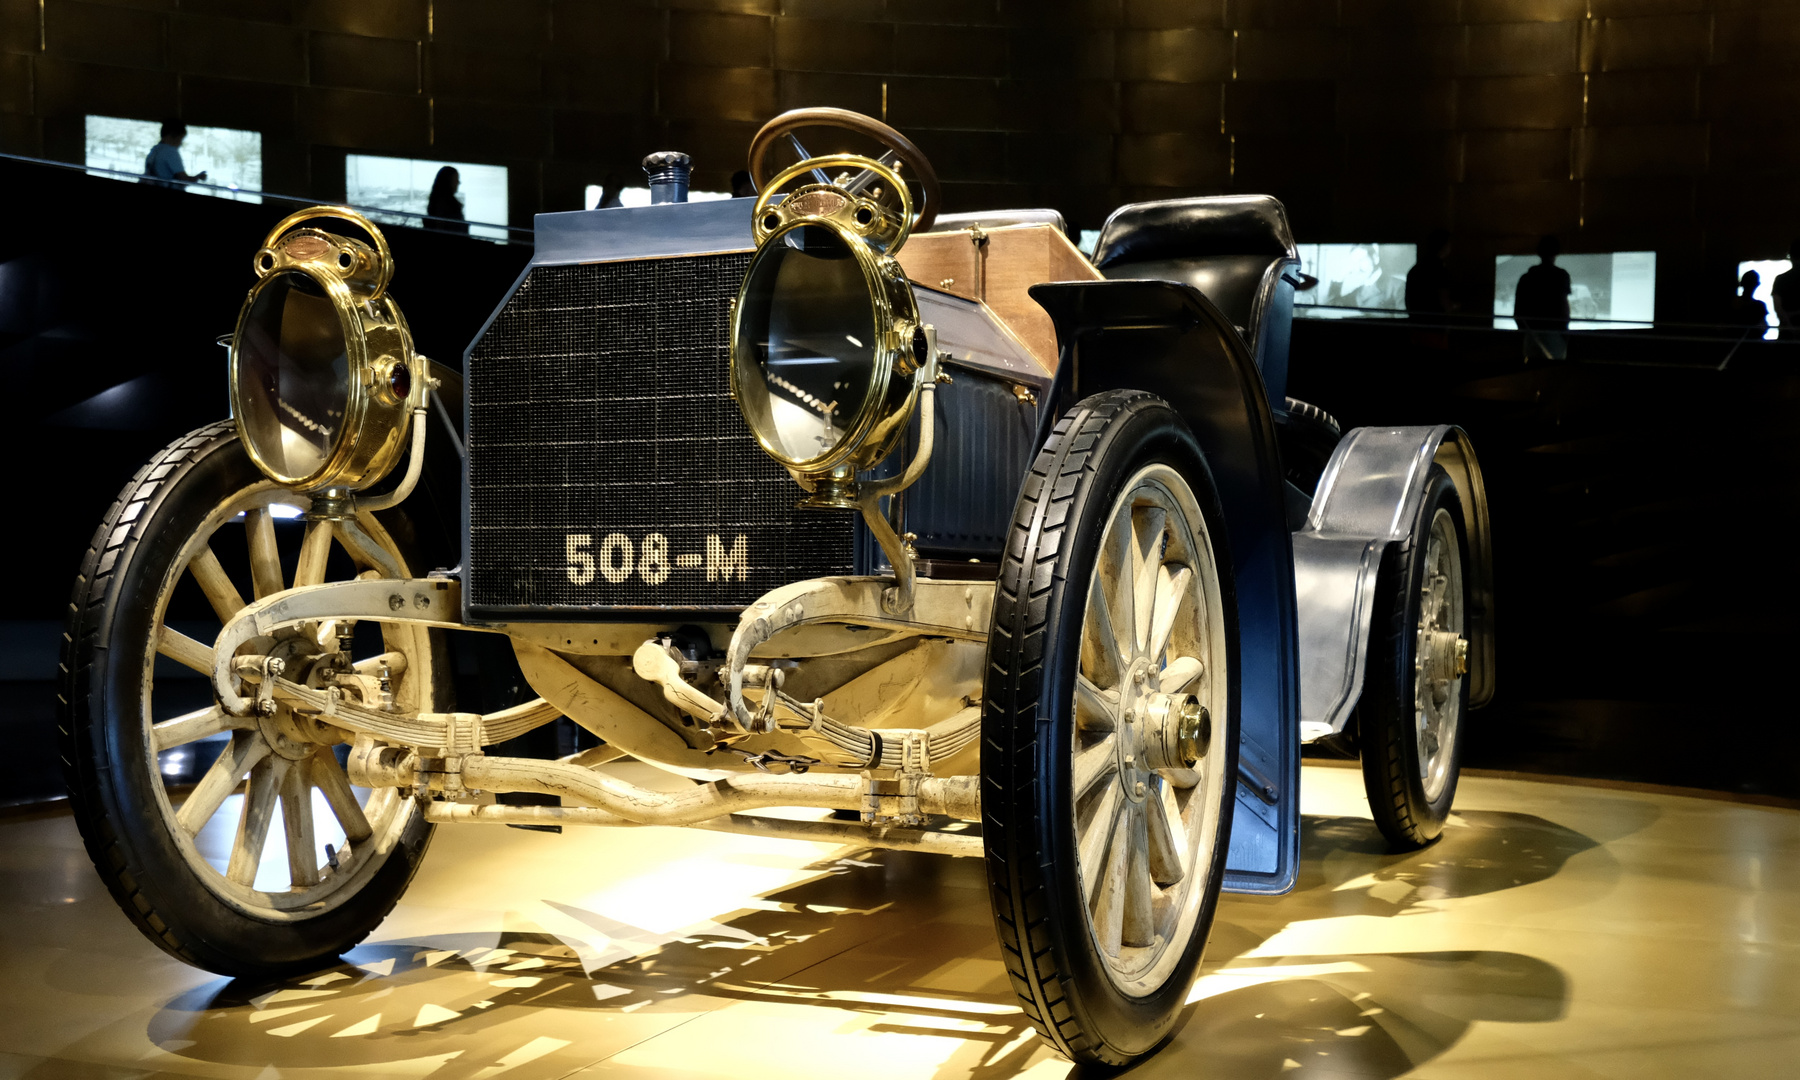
[{"xmin": 1, "ymin": 761, "xmax": 1794, "ymax": 1079}]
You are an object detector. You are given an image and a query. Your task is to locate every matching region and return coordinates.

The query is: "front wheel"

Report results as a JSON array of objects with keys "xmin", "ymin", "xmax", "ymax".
[
  {"xmin": 983, "ymin": 391, "xmax": 1238, "ymax": 1066},
  {"xmin": 59, "ymin": 422, "xmax": 440, "ymax": 977},
  {"xmin": 1360, "ymin": 464, "xmax": 1471, "ymax": 850}
]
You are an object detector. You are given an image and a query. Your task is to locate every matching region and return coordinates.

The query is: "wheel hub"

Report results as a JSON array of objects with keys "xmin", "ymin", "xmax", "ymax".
[
  {"xmin": 1115, "ymin": 658, "xmax": 1207, "ymax": 799},
  {"xmin": 253, "ymin": 633, "xmax": 333, "ymax": 760},
  {"xmin": 1412, "ymin": 508, "xmax": 1466, "ymax": 799}
]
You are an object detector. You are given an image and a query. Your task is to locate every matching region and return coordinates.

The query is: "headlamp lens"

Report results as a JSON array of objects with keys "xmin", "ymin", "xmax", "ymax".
[
  {"xmin": 734, "ymin": 227, "xmax": 877, "ymax": 465},
  {"xmin": 237, "ymin": 271, "xmax": 349, "ymax": 479}
]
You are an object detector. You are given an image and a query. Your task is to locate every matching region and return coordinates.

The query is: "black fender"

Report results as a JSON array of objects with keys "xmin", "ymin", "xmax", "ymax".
[{"xmin": 1028, "ymin": 278, "xmax": 1300, "ymax": 896}]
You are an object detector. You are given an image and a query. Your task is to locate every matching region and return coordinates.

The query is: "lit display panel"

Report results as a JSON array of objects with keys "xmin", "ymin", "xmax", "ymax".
[
  {"xmin": 1494, "ymin": 252, "xmax": 1656, "ymax": 331},
  {"xmin": 345, "ymin": 155, "xmax": 509, "ymax": 241},
  {"xmin": 1293, "ymin": 243, "xmax": 1417, "ymax": 319},
  {"xmin": 85, "ymin": 116, "xmax": 262, "ymax": 203}
]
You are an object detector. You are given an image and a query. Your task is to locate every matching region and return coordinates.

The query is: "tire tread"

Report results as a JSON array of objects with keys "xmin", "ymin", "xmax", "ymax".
[{"xmin": 984, "ymin": 391, "xmax": 1157, "ymax": 1066}]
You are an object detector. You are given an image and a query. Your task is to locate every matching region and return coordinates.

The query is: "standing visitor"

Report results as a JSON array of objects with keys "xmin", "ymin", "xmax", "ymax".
[
  {"xmin": 425, "ymin": 166, "xmax": 469, "ymax": 236},
  {"xmin": 1729, "ymin": 270, "xmax": 1770, "ymax": 336},
  {"xmin": 1514, "ymin": 235, "xmax": 1572, "ymax": 362},
  {"xmin": 143, "ymin": 119, "xmax": 207, "ymax": 189}
]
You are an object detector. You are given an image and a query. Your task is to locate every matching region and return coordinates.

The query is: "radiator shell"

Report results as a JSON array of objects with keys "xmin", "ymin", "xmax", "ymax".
[{"xmin": 462, "ymin": 202, "xmax": 1049, "ymax": 623}]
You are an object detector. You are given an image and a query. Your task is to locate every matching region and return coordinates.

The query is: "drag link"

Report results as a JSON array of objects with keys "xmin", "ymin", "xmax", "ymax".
[{"xmin": 351, "ymin": 749, "xmax": 982, "ymax": 824}]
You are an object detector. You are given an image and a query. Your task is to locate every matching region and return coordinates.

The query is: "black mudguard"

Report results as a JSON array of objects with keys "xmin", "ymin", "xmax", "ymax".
[{"xmin": 1029, "ymin": 279, "xmax": 1301, "ymax": 896}]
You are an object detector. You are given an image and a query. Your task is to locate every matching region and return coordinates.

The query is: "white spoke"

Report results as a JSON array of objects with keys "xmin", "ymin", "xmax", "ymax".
[
  {"xmin": 1074, "ymin": 674, "xmax": 1117, "ymax": 732},
  {"xmin": 1078, "ymin": 783, "xmax": 1122, "ymax": 899},
  {"xmin": 177, "ymin": 732, "xmax": 269, "ymax": 836},
  {"xmin": 187, "ymin": 544, "xmax": 247, "ymax": 623},
  {"xmin": 311, "ymin": 752, "xmax": 372, "ymax": 843},
  {"xmin": 1123, "ymin": 805, "xmax": 1155, "ymax": 947},
  {"xmin": 228, "ymin": 756, "xmax": 285, "ymax": 886},
  {"xmin": 1146, "ymin": 564, "xmax": 1192, "ymax": 663},
  {"xmin": 1071, "ymin": 463, "xmax": 1228, "ymax": 986},
  {"xmin": 1072, "ymin": 735, "xmax": 1118, "ymax": 801},
  {"xmin": 151, "ymin": 705, "xmax": 245, "ymax": 752},
  {"xmin": 156, "ymin": 626, "xmax": 213, "ymax": 675},
  {"xmin": 1159, "ymin": 655, "xmax": 1204, "ymax": 694},
  {"xmin": 1130, "ymin": 506, "xmax": 1166, "ymax": 653},
  {"xmin": 1083, "ymin": 579, "xmax": 1126, "ymax": 687},
  {"xmin": 1104, "ymin": 500, "xmax": 1138, "ymax": 661},
  {"xmin": 1091, "ymin": 805, "xmax": 1133, "ymax": 956},
  {"xmin": 293, "ymin": 520, "xmax": 334, "ymax": 589},
  {"xmin": 281, "ymin": 760, "xmax": 320, "ymax": 888},
  {"xmin": 244, "ymin": 507, "xmax": 285, "ymax": 600},
  {"xmin": 1145, "ymin": 779, "xmax": 1187, "ymax": 886}
]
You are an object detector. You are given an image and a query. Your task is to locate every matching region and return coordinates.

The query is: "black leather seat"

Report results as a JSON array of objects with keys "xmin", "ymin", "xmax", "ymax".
[{"xmin": 1092, "ymin": 195, "xmax": 1299, "ymax": 401}]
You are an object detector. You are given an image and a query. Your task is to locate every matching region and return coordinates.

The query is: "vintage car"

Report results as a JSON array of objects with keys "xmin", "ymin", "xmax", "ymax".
[{"xmin": 59, "ymin": 109, "xmax": 1493, "ymax": 1066}]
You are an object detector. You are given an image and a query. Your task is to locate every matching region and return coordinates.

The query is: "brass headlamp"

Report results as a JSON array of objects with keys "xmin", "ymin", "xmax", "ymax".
[
  {"xmin": 229, "ymin": 207, "xmax": 426, "ymax": 493},
  {"xmin": 730, "ymin": 155, "xmax": 933, "ymax": 510}
]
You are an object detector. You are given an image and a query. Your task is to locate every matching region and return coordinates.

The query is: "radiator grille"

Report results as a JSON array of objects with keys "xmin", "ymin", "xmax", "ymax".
[{"xmin": 466, "ymin": 253, "xmax": 855, "ymax": 613}]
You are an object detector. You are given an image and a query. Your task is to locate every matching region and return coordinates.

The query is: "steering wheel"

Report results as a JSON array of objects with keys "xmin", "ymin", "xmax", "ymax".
[{"xmin": 747, "ymin": 108, "xmax": 942, "ymax": 235}]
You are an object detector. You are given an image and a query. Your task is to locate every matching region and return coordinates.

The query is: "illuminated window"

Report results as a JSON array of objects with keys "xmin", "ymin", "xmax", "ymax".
[
  {"xmin": 583, "ymin": 184, "xmax": 734, "ymax": 210},
  {"xmin": 85, "ymin": 116, "xmax": 262, "ymax": 203},
  {"xmin": 1494, "ymin": 252, "xmax": 1655, "ymax": 331},
  {"xmin": 1293, "ymin": 244, "xmax": 1417, "ymax": 319},
  {"xmin": 1737, "ymin": 260, "xmax": 1790, "ymax": 341},
  {"xmin": 345, "ymin": 155, "xmax": 509, "ymax": 241}
]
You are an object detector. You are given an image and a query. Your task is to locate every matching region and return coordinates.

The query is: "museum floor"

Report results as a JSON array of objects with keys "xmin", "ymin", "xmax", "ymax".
[{"xmin": 0, "ymin": 761, "xmax": 1793, "ymax": 1080}]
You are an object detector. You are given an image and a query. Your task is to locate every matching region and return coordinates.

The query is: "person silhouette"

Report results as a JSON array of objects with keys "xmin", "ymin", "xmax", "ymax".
[
  {"xmin": 1771, "ymin": 239, "xmax": 1800, "ymax": 341},
  {"xmin": 1406, "ymin": 228, "xmax": 1456, "ymax": 318},
  {"xmin": 143, "ymin": 119, "xmax": 207, "ymax": 190},
  {"xmin": 1730, "ymin": 269, "xmax": 1770, "ymax": 336},
  {"xmin": 1513, "ymin": 235, "xmax": 1571, "ymax": 361},
  {"xmin": 595, "ymin": 172, "xmax": 625, "ymax": 209},
  {"xmin": 425, "ymin": 167, "xmax": 468, "ymax": 235}
]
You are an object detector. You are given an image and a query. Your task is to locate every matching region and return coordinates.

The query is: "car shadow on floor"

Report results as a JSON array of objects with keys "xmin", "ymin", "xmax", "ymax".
[
  {"xmin": 1140, "ymin": 949, "xmax": 1568, "ymax": 1079},
  {"xmin": 133, "ymin": 810, "xmax": 1592, "ymax": 1080}
]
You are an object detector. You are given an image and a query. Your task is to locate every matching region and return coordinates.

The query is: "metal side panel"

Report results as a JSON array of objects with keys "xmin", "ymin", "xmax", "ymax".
[
  {"xmin": 1293, "ymin": 533, "xmax": 1386, "ymax": 739},
  {"xmin": 1296, "ymin": 423, "xmax": 1496, "ymax": 731}
]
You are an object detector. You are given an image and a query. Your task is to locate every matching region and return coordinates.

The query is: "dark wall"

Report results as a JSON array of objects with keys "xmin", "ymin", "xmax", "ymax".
[
  {"xmin": 0, "ymin": 157, "xmax": 529, "ymax": 623},
  {"xmin": 4, "ymin": 0, "xmax": 1798, "ymax": 320},
  {"xmin": 1286, "ymin": 321, "xmax": 1800, "ymax": 800}
]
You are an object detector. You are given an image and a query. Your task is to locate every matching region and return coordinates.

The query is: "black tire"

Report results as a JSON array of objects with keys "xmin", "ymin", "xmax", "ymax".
[
  {"xmin": 983, "ymin": 390, "xmax": 1240, "ymax": 1066},
  {"xmin": 1360, "ymin": 464, "xmax": 1471, "ymax": 850},
  {"xmin": 1276, "ymin": 396, "xmax": 1342, "ymax": 494},
  {"xmin": 59, "ymin": 422, "xmax": 439, "ymax": 977}
]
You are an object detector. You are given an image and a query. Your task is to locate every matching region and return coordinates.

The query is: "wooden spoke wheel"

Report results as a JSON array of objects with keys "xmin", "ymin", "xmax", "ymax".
[
  {"xmin": 60, "ymin": 422, "xmax": 439, "ymax": 977},
  {"xmin": 983, "ymin": 391, "xmax": 1239, "ymax": 1066}
]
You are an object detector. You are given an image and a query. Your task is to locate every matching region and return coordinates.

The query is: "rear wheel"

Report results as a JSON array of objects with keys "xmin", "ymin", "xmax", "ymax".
[
  {"xmin": 984, "ymin": 391, "xmax": 1238, "ymax": 1065},
  {"xmin": 1360, "ymin": 465, "xmax": 1470, "ymax": 850},
  {"xmin": 1275, "ymin": 396, "xmax": 1342, "ymax": 494},
  {"xmin": 60, "ymin": 422, "xmax": 439, "ymax": 977}
]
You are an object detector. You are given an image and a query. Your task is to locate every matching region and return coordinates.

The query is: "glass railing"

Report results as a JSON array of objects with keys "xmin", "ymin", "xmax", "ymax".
[
  {"xmin": 1293, "ymin": 301, "xmax": 1797, "ymax": 370},
  {"xmin": 1297, "ymin": 302, "xmax": 1795, "ymax": 342},
  {"xmin": 2, "ymin": 151, "xmax": 534, "ymax": 244}
]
